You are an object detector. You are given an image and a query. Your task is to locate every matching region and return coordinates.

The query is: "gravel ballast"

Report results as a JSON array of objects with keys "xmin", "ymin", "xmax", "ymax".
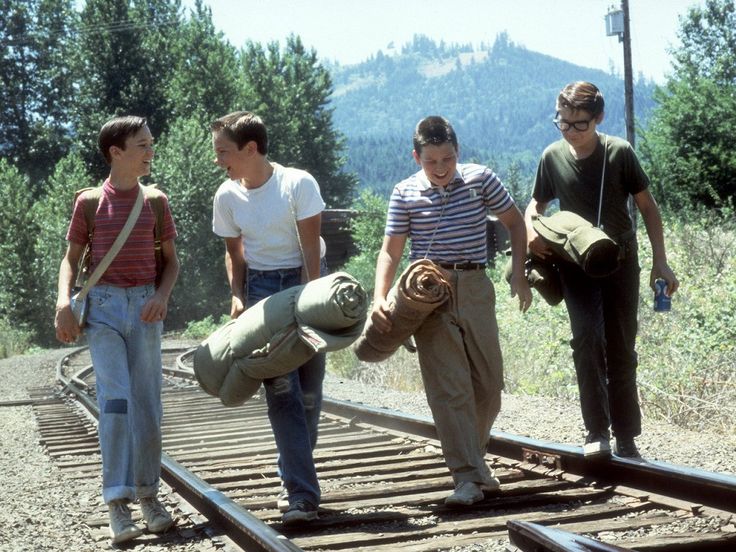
[{"xmin": 1, "ymin": 342, "xmax": 734, "ymax": 551}]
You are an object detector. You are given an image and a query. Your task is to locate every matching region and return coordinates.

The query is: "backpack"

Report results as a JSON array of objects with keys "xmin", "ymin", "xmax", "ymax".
[{"xmin": 73, "ymin": 184, "xmax": 166, "ymax": 287}]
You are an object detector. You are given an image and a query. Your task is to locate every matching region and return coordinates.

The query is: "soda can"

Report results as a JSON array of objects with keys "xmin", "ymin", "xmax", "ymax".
[{"xmin": 654, "ymin": 279, "xmax": 671, "ymax": 312}]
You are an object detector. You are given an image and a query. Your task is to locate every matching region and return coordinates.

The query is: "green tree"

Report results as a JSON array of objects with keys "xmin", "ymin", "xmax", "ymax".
[
  {"xmin": 0, "ymin": 159, "xmax": 40, "ymax": 332},
  {"xmin": 73, "ymin": 0, "xmax": 182, "ymax": 179},
  {"xmin": 0, "ymin": 0, "xmax": 77, "ymax": 185},
  {"xmin": 241, "ymin": 35, "xmax": 357, "ymax": 208},
  {"xmin": 31, "ymin": 153, "xmax": 91, "ymax": 343},
  {"xmin": 153, "ymin": 116, "xmax": 230, "ymax": 326},
  {"xmin": 640, "ymin": 0, "xmax": 736, "ymax": 209},
  {"xmin": 166, "ymin": 0, "xmax": 244, "ymax": 124}
]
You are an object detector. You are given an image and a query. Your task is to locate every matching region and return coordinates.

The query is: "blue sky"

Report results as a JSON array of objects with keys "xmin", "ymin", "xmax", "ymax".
[{"xmin": 184, "ymin": 0, "xmax": 705, "ymax": 83}]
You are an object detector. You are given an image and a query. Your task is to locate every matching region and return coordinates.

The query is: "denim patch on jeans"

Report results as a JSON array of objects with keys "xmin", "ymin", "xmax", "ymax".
[
  {"xmin": 85, "ymin": 284, "xmax": 163, "ymax": 504},
  {"xmin": 245, "ymin": 261, "xmax": 327, "ymax": 507}
]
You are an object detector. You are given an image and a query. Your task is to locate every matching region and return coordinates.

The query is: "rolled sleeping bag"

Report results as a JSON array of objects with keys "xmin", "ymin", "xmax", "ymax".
[{"xmin": 353, "ymin": 259, "xmax": 452, "ymax": 362}]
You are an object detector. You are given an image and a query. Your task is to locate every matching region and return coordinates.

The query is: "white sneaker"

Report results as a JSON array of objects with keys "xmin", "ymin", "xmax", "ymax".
[
  {"xmin": 108, "ymin": 500, "xmax": 143, "ymax": 544},
  {"xmin": 140, "ymin": 496, "xmax": 174, "ymax": 533},
  {"xmin": 445, "ymin": 481, "xmax": 484, "ymax": 507},
  {"xmin": 480, "ymin": 475, "xmax": 501, "ymax": 492},
  {"xmin": 276, "ymin": 488, "xmax": 290, "ymax": 513}
]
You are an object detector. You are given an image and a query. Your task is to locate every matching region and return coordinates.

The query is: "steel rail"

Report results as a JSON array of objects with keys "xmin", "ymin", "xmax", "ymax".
[
  {"xmin": 320, "ymin": 397, "xmax": 736, "ymax": 513},
  {"xmin": 55, "ymin": 347, "xmax": 302, "ymax": 552}
]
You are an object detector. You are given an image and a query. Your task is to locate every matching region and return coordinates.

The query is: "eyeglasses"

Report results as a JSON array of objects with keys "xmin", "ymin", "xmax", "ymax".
[{"xmin": 552, "ymin": 117, "xmax": 594, "ymax": 132}]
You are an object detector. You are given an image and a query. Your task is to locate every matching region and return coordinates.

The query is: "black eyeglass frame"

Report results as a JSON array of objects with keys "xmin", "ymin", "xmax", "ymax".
[{"xmin": 552, "ymin": 116, "xmax": 595, "ymax": 132}]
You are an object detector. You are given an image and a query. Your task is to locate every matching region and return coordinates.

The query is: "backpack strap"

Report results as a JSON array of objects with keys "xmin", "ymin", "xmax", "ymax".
[{"xmin": 143, "ymin": 184, "xmax": 166, "ymax": 286}]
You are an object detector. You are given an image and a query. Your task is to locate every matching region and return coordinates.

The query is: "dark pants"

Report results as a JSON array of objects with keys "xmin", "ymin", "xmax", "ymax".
[
  {"xmin": 245, "ymin": 261, "xmax": 328, "ymax": 507},
  {"xmin": 559, "ymin": 241, "xmax": 641, "ymax": 439}
]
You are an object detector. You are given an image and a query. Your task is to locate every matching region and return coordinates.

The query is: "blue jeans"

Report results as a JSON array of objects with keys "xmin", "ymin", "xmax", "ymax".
[
  {"xmin": 85, "ymin": 284, "xmax": 164, "ymax": 504},
  {"xmin": 246, "ymin": 261, "xmax": 327, "ymax": 507},
  {"xmin": 559, "ymin": 241, "xmax": 641, "ymax": 440}
]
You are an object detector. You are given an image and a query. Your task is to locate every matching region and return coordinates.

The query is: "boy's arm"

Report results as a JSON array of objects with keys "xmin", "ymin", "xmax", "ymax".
[
  {"xmin": 371, "ymin": 234, "xmax": 407, "ymax": 333},
  {"xmin": 141, "ymin": 239, "xmax": 180, "ymax": 323},
  {"xmin": 296, "ymin": 212, "xmax": 322, "ymax": 283},
  {"xmin": 496, "ymin": 206, "xmax": 533, "ymax": 312},
  {"xmin": 55, "ymin": 242, "xmax": 85, "ymax": 343},
  {"xmin": 224, "ymin": 236, "xmax": 247, "ymax": 318},
  {"xmin": 633, "ymin": 189, "xmax": 679, "ymax": 295},
  {"xmin": 524, "ymin": 198, "xmax": 553, "ymax": 258}
]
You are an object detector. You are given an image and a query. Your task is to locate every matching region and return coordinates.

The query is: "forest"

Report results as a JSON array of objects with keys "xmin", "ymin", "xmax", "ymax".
[{"xmin": 1, "ymin": 0, "xmax": 735, "ymax": 433}]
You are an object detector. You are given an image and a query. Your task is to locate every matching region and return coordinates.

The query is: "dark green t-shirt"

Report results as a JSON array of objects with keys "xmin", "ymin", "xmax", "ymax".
[{"xmin": 532, "ymin": 133, "xmax": 649, "ymax": 239}]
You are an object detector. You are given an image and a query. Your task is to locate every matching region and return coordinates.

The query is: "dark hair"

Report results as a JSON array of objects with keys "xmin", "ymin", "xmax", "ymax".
[
  {"xmin": 557, "ymin": 81, "xmax": 605, "ymax": 117},
  {"xmin": 98, "ymin": 116, "xmax": 148, "ymax": 164},
  {"xmin": 413, "ymin": 116, "xmax": 458, "ymax": 154},
  {"xmin": 211, "ymin": 111, "xmax": 269, "ymax": 154}
]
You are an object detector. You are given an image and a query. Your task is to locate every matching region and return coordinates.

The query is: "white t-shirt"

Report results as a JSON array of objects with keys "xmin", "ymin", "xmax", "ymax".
[{"xmin": 212, "ymin": 163, "xmax": 326, "ymax": 270}]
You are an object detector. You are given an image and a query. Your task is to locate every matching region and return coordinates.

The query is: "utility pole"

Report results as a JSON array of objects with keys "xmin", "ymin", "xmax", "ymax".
[
  {"xmin": 605, "ymin": 1, "xmax": 637, "ymax": 225},
  {"xmin": 606, "ymin": 1, "xmax": 635, "ymax": 146},
  {"xmin": 621, "ymin": 0, "xmax": 635, "ymax": 147}
]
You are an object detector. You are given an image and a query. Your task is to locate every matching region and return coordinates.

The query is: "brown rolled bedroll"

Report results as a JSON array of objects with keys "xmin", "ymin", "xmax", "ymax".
[{"xmin": 353, "ymin": 259, "xmax": 452, "ymax": 362}]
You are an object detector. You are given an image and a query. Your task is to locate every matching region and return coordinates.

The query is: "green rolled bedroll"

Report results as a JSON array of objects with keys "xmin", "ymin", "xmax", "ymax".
[{"xmin": 193, "ymin": 272, "xmax": 368, "ymax": 406}]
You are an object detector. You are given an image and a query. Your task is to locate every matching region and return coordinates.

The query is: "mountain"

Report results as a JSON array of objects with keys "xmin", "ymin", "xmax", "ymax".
[{"xmin": 327, "ymin": 34, "xmax": 657, "ymax": 196}]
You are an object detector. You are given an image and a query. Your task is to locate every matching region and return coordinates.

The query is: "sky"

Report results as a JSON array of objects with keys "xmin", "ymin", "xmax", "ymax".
[{"xmin": 183, "ymin": 0, "xmax": 705, "ymax": 83}]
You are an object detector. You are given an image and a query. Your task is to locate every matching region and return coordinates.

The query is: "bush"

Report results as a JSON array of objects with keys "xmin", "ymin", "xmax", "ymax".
[
  {"xmin": 181, "ymin": 314, "xmax": 231, "ymax": 340},
  {"xmin": 0, "ymin": 317, "xmax": 34, "ymax": 360}
]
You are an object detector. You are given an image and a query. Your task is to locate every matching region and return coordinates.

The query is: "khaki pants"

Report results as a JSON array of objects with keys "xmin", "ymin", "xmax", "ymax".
[{"xmin": 414, "ymin": 270, "xmax": 503, "ymax": 485}]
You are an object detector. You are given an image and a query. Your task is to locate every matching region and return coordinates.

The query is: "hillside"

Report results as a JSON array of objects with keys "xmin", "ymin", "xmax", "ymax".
[{"xmin": 328, "ymin": 34, "xmax": 657, "ymax": 195}]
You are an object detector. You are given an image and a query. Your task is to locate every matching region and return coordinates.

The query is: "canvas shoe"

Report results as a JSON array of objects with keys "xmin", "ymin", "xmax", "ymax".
[
  {"xmin": 583, "ymin": 431, "xmax": 611, "ymax": 457},
  {"xmin": 480, "ymin": 475, "xmax": 501, "ymax": 492},
  {"xmin": 108, "ymin": 500, "xmax": 143, "ymax": 544},
  {"xmin": 276, "ymin": 488, "xmax": 290, "ymax": 513},
  {"xmin": 140, "ymin": 496, "xmax": 175, "ymax": 533},
  {"xmin": 445, "ymin": 481, "xmax": 484, "ymax": 507},
  {"xmin": 282, "ymin": 500, "xmax": 319, "ymax": 526},
  {"xmin": 614, "ymin": 437, "xmax": 642, "ymax": 459}
]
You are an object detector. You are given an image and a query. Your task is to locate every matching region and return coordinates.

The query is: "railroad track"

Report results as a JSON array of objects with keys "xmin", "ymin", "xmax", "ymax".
[{"xmin": 31, "ymin": 342, "xmax": 736, "ymax": 551}]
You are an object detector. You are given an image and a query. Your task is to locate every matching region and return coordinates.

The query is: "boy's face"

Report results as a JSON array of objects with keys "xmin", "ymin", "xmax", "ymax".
[
  {"xmin": 413, "ymin": 142, "xmax": 458, "ymax": 188},
  {"xmin": 112, "ymin": 126, "xmax": 154, "ymax": 177},
  {"xmin": 555, "ymin": 107, "xmax": 602, "ymax": 151},
  {"xmin": 212, "ymin": 131, "xmax": 251, "ymax": 180}
]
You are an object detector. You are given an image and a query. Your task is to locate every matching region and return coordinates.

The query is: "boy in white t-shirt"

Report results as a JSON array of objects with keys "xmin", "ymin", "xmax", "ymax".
[{"xmin": 211, "ymin": 111, "xmax": 326, "ymax": 525}]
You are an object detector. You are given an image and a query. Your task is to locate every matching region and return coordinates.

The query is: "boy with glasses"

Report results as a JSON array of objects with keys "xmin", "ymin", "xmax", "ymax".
[{"xmin": 525, "ymin": 81, "xmax": 679, "ymax": 459}]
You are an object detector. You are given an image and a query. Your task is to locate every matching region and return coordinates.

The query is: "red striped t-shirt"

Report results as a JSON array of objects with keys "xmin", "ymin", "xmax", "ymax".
[{"xmin": 66, "ymin": 179, "xmax": 177, "ymax": 287}]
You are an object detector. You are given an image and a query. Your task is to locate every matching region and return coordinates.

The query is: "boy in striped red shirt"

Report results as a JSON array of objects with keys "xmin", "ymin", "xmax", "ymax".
[{"xmin": 54, "ymin": 116, "xmax": 179, "ymax": 544}]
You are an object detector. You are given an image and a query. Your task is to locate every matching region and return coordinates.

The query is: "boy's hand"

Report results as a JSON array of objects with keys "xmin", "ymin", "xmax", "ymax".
[
  {"xmin": 140, "ymin": 293, "xmax": 168, "ymax": 323},
  {"xmin": 650, "ymin": 263, "xmax": 679, "ymax": 296},
  {"xmin": 230, "ymin": 296, "xmax": 245, "ymax": 319},
  {"xmin": 510, "ymin": 273, "xmax": 533, "ymax": 312},
  {"xmin": 370, "ymin": 299, "xmax": 393, "ymax": 333},
  {"xmin": 527, "ymin": 231, "xmax": 553, "ymax": 259},
  {"xmin": 55, "ymin": 305, "xmax": 82, "ymax": 344}
]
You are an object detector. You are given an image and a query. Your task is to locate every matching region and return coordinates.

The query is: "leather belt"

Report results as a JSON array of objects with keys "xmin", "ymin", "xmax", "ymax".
[{"xmin": 437, "ymin": 262, "xmax": 487, "ymax": 271}]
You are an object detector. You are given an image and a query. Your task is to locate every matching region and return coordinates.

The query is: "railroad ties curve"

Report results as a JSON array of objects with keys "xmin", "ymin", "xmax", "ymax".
[{"xmin": 30, "ymin": 340, "xmax": 736, "ymax": 552}]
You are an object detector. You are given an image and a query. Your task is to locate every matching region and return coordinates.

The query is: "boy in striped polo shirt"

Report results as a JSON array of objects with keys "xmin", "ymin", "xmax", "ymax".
[
  {"xmin": 54, "ymin": 116, "xmax": 179, "ymax": 543},
  {"xmin": 371, "ymin": 116, "xmax": 532, "ymax": 506}
]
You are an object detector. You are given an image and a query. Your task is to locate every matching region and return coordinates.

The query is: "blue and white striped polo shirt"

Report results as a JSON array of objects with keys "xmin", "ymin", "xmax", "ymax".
[{"xmin": 385, "ymin": 163, "xmax": 513, "ymax": 263}]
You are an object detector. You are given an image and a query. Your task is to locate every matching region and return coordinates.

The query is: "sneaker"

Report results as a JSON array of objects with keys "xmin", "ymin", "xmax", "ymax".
[
  {"xmin": 583, "ymin": 432, "xmax": 611, "ymax": 457},
  {"xmin": 282, "ymin": 500, "xmax": 319, "ymax": 526},
  {"xmin": 445, "ymin": 481, "xmax": 484, "ymax": 507},
  {"xmin": 480, "ymin": 475, "xmax": 501, "ymax": 492},
  {"xmin": 614, "ymin": 437, "xmax": 642, "ymax": 459},
  {"xmin": 108, "ymin": 500, "xmax": 143, "ymax": 544},
  {"xmin": 140, "ymin": 496, "xmax": 175, "ymax": 533},
  {"xmin": 276, "ymin": 488, "xmax": 290, "ymax": 513}
]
